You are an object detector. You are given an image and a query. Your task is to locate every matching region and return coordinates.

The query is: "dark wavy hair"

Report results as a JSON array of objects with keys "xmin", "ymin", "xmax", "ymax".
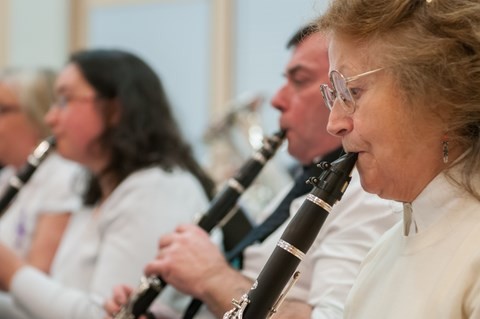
[{"xmin": 69, "ymin": 49, "xmax": 215, "ymax": 205}]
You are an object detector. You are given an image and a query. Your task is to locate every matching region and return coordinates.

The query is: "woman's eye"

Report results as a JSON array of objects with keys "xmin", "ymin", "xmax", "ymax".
[{"xmin": 349, "ymin": 87, "xmax": 362, "ymax": 98}]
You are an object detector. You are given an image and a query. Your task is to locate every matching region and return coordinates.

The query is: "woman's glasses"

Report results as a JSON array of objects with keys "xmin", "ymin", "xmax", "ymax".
[
  {"xmin": 51, "ymin": 95, "xmax": 97, "ymax": 109},
  {"xmin": 320, "ymin": 68, "xmax": 383, "ymax": 114}
]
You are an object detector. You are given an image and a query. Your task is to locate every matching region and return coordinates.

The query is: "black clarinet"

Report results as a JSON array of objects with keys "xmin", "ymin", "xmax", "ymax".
[
  {"xmin": 223, "ymin": 152, "xmax": 358, "ymax": 319},
  {"xmin": 0, "ymin": 136, "xmax": 56, "ymax": 215},
  {"xmin": 114, "ymin": 130, "xmax": 286, "ymax": 319}
]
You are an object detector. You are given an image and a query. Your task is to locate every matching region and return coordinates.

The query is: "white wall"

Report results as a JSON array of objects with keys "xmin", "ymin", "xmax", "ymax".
[
  {"xmin": 234, "ymin": 0, "xmax": 328, "ymax": 133},
  {"xmin": 234, "ymin": 0, "xmax": 328, "ymax": 167},
  {"xmin": 8, "ymin": 0, "xmax": 69, "ymax": 69},
  {"xmin": 4, "ymin": 0, "xmax": 328, "ymax": 165},
  {"xmin": 87, "ymin": 0, "xmax": 211, "ymax": 159}
]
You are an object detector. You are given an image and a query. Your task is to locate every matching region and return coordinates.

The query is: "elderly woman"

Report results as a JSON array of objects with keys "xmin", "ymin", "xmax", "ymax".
[
  {"xmin": 317, "ymin": 0, "xmax": 480, "ymax": 318},
  {"xmin": 0, "ymin": 68, "xmax": 83, "ymax": 273}
]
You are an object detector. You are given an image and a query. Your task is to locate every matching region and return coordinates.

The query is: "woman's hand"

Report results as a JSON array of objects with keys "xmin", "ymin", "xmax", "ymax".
[
  {"xmin": 0, "ymin": 243, "xmax": 24, "ymax": 291},
  {"xmin": 103, "ymin": 284, "xmax": 150, "ymax": 319}
]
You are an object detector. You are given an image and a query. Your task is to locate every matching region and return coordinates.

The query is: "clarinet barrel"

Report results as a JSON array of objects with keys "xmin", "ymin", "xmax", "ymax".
[
  {"xmin": 0, "ymin": 136, "xmax": 56, "ymax": 215},
  {"xmin": 223, "ymin": 152, "xmax": 358, "ymax": 319},
  {"xmin": 114, "ymin": 130, "xmax": 286, "ymax": 319},
  {"xmin": 197, "ymin": 130, "xmax": 286, "ymax": 232}
]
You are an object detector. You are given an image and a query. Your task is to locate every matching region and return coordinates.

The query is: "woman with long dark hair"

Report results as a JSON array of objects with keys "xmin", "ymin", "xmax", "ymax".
[{"xmin": 0, "ymin": 49, "xmax": 214, "ymax": 319}]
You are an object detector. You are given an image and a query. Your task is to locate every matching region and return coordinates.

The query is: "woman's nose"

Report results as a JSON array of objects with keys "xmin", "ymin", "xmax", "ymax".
[{"xmin": 326, "ymin": 100, "xmax": 353, "ymax": 137}]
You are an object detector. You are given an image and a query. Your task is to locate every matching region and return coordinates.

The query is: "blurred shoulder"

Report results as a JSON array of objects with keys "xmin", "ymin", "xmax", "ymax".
[
  {"xmin": 38, "ymin": 152, "xmax": 86, "ymax": 177},
  {"xmin": 118, "ymin": 166, "xmax": 206, "ymax": 191}
]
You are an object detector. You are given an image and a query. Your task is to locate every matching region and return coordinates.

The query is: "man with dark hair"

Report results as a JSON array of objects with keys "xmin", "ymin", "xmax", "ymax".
[{"xmin": 105, "ymin": 25, "xmax": 399, "ymax": 319}]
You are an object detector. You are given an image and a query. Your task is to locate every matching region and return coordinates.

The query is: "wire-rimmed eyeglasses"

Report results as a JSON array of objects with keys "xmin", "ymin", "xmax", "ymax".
[
  {"xmin": 320, "ymin": 68, "xmax": 383, "ymax": 114},
  {"xmin": 51, "ymin": 94, "xmax": 97, "ymax": 109}
]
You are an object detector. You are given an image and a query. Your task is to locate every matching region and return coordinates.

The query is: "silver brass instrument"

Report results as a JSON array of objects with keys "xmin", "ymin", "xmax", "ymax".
[
  {"xmin": 223, "ymin": 152, "xmax": 358, "ymax": 319},
  {"xmin": 203, "ymin": 92, "xmax": 292, "ymax": 219},
  {"xmin": 0, "ymin": 136, "xmax": 56, "ymax": 216},
  {"xmin": 114, "ymin": 130, "xmax": 286, "ymax": 319}
]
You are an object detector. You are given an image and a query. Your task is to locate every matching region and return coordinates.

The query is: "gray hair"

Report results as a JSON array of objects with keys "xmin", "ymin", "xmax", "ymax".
[
  {"xmin": 317, "ymin": 0, "xmax": 480, "ymax": 200},
  {"xmin": 0, "ymin": 68, "xmax": 57, "ymax": 138}
]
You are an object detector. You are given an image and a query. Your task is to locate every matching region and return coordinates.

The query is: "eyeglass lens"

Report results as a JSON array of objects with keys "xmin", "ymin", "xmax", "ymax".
[
  {"xmin": 331, "ymin": 71, "xmax": 354, "ymax": 113},
  {"xmin": 320, "ymin": 84, "xmax": 335, "ymax": 110}
]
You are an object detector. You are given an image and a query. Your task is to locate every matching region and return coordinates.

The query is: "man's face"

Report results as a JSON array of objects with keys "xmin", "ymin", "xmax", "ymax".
[{"xmin": 271, "ymin": 33, "xmax": 341, "ymax": 164}]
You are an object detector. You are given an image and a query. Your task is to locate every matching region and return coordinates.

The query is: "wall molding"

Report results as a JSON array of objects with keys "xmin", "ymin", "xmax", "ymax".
[
  {"xmin": 0, "ymin": 0, "xmax": 10, "ymax": 67},
  {"xmin": 210, "ymin": 0, "xmax": 233, "ymax": 115}
]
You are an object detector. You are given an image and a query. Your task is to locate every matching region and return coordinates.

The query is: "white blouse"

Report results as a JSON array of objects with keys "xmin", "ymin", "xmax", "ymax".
[{"xmin": 2, "ymin": 166, "xmax": 209, "ymax": 319}]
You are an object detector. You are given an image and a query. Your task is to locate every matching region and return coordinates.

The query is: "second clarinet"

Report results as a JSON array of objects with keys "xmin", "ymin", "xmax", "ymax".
[
  {"xmin": 114, "ymin": 130, "xmax": 286, "ymax": 319},
  {"xmin": 0, "ymin": 136, "xmax": 56, "ymax": 215}
]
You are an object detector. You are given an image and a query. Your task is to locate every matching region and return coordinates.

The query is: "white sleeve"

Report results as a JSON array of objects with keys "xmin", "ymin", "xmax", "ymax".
[
  {"xmin": 0, "ymin": 291, "xmax": 30, "ymax": 319},
  {"xmin": 8, "ymin": 185, "xmax": 162, "ymax": 319},
  {"xmin": 0, "ymin": 155, "xmax": 84, "ymax": 257},
  {"xmin": 32, "ymin": 154, "xmax": 84, "ymax": 213},
  {"xmin": 10, "ymin": 267, "xmax": 105, "ymax": 319},
  {"xmin": 9, "ymin": 169, "xmax": 208, "ymax": 319}
]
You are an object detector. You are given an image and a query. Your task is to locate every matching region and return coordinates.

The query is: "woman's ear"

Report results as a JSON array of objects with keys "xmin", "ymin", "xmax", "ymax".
[{"xmin": 104, "ymin": 98, "xmax": 121, "ymax": 127}]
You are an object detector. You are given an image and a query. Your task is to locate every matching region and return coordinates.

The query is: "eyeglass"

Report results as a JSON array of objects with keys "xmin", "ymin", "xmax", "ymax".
[
  {"xmin": 52, "ymin": 94, "xmax": 97, "ymax": 109},
  {"xmin": 320, "ymin": 68, "xmax": 383, "ymax": 114},
  {"xmin": 0, "ymin": 104, "xmax": 21, "ymax": 116}
]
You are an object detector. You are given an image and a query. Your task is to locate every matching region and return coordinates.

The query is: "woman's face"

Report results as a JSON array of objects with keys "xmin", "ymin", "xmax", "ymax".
[
  {"xmin": 326, "ymin": 34, "xmax": 445, "ymax": 202},
  {"xmin": 0, "ymin": 81, "xmax": 41, "ymax": 167},
  {"xmin": 45, "ymin": 63, "xmax": 108, "ymax": 173}
]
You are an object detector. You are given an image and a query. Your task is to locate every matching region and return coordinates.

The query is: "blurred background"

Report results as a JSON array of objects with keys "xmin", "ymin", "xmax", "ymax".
[{"xmin": 0, "ymin": 0, "xmax": 327, "ymax": 215}]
